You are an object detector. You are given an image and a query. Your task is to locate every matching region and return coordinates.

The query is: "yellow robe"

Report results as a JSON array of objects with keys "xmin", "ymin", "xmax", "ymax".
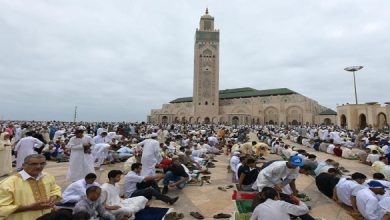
[
  {"xmin": 0, "ymin": 133, "xmax": 12, "ymax": 177},
  {"xmin": 240, "ymin": 142, "xmax": 253, "ymax": 155},
  {"xmin": 253, "ymin": 143, "xmax": 269, "ymax": 157},
  {"xmin": 0, "ymin": 172, "xmax": 62, "ymax": 220}
]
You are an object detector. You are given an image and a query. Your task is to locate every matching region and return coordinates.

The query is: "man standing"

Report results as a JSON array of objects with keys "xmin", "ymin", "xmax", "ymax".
[
  {"xmin": 138, "ymin": 133, "xmax": 163, "ymax": 176},
  {"xmin": 66, "ymin": 128, "xmax": 95, "ymax": 182},
  {"xmin": 14, "ymin": 131, "xmax": 44, "ymax": 170},
  {"xmin": 0, "ymin": 154, "xmax": 62, "ymax": 220}
]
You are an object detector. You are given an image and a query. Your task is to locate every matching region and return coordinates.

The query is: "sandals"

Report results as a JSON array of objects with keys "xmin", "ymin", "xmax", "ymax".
[
  {"xmin": 218, "ymin": 185, "xmax": 234, "ymax": 191},
  {"xmin": 190, "ymin": 211, "xmax": 204, "ymax": 219},
  {"xmin": 201, "ymin": 176, "xmax": 211, "ymax": 184},
  {"xmin": 213, "ymin": 213, "xmax": 231, "ymax": 219},
  {"xmin": 165, "ymin": 212, "xmax": 184, "ymax": 220},
  {"xmin": 218, "ymin": 186, "xmax": 227, "ymax": 191}
]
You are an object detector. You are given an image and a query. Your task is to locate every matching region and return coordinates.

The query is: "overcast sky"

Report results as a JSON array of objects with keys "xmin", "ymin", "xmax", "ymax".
[{"xmin": 0, "ymin": 0, "xmax": 389, "ymax": 122}]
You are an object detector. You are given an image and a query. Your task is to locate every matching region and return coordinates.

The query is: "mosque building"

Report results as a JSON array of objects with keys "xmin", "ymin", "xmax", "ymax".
[{"xmin": 148, "ymin": 9, "xmax": 337, "ymax": 125}]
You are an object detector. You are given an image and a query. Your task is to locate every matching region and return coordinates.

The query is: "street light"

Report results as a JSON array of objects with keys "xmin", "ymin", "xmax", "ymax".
[{"xmin": 344, "ymin": 66, "xmax": 363, "ymax": 104}]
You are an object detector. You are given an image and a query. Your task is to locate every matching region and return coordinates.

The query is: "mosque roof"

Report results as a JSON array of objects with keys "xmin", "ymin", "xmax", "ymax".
[
  {"xmin": 319, "ymin": 109, "xmax": 337, "ymax": 115},
  {"xmin": 170, "ymin": 87, "xmax": 297, "ymax": 103}
]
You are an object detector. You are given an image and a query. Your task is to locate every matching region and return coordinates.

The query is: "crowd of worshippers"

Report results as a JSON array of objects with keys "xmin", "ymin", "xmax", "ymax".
[
  {"xmin": 1, "ymin": 121, "xmax": 390, "ymax": 219},
  {"xmin": 0, "ymin": 121, "xmax": 234, "ymax": 220},
  {"xmin": 226, "ymin": 126, "xmax": 390, "ymax": 220}
]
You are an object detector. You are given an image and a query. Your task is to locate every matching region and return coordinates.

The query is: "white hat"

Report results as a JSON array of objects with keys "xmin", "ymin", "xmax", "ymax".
[{"xmin": 151, "ymin": 133, "xmax": 158, "ymax": 138}]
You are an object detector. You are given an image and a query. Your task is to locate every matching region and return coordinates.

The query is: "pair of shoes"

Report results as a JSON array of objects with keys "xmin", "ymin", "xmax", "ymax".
[
  {"xmin": 190, "ymin": 211, "xmax": 204, "ymax": 219},
  {"xmin": 213, "ymin": 213, "xmax": 231, "ymax": 218},
  {"xmin": 259, "ymin": 156, "xmax": 266, "ymax": 160},
  {"xmin": 217, "ymin": 186, "xmax": 227, "ymax": 191},
  {"xmin": 165, "ymin": 212, "xmax": 184, "ymax": 220},
  {"xmin": 168, "ymin": 196, "xmax": 179, "ymax": 205},
  {"xmin": 162, "ymin": 186, "xmax": 169, "ymax": 195},
  {"xmin": 207, "ymin": 164, "xmax": 216, "ymax": 168}
]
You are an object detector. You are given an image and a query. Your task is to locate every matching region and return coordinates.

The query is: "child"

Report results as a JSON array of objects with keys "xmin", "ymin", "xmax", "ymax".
[{"xmin": 73, "ymin": 186, "xmax": 115, "ymax": 220}]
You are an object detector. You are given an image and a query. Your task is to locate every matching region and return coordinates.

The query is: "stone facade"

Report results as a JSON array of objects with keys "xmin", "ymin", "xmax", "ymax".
[
  {"xmin": 337, "ymin": 102, "xmax": 390, "ymax": 130},
  {"xmin": 148, "ymin": 9, "xmax": 336, "ymax": 125}
]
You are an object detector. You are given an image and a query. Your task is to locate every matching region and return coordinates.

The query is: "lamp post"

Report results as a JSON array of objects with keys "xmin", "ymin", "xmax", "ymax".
[{"xmin": 344, "ymin": 66, "xmax": 363, "ymax": 104}]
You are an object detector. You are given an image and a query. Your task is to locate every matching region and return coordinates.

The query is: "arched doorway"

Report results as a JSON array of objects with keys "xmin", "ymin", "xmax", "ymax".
[
  {"xmin": 181, "ymin": 117, "xmax": 186, "ymax": 123},
  {"xmin": 174, "ymin": 117, "xmax": 179, "ymax": 123},
  {"xmin": 161, "ymin": 116, "xmax": 168, "ymax": 123},
  {"xmin": 269, "ymin": 120, "xmax": 275, "ymax": 125},
  {"xmin": 204, "ymin": 117, "xmax": 210, "ymax": 124},
  {"xmin": 377, "ymin": 113, "xmax": 387, "ymax": 129},
  {"xmin": 340, "ymin": 115, "xmax": 347, "ymax": 127},
  {"xmin": 323, "ymin": 118, "xmax": 332, "ymax": 125},
  {"xmin": 264, "ymin": 107, "xmax": 278, "ymax": 125},
  {"xmin": 291, "ymin": 120, "xmax": 299, "ymax": 126},
  {"xmin": 359, "ymin": 114, "xmax": 367, "ymax": 129},
  {"xmin": 232, "ymin": 116, "xmax": 239, "ymax": 125},
  {"xmin": 189, "ymin": 117, "xmax": 194, "ymax": 123}
]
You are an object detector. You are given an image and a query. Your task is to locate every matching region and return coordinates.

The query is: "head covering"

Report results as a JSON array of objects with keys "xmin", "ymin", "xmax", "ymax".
[
  {"xmin": 151, "ymin": 133, "xmax": 158, "ymax": 138},
  {"xmin": 289, "ymin": 155, "xmax": 304, "ymax": 166},
  {"xmin": 97, "ymin": 128, "xmax": 107, "ymax": 136},
  {"xmin": 368, "ymin": 180, "xmax": 388, "ymax": 189},
  {"xmin": 0, "ymin": 132, "xmax": 10, "ymax": 141}
]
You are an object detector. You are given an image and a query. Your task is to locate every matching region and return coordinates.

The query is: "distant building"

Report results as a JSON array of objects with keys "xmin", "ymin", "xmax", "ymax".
[
  {"xmin": 337, "ymin": 102, "xmax": 389, "ymax": 130},
  {"xmin": 149, "ymin": 9, "xmax": 336, "ymax": 125}
]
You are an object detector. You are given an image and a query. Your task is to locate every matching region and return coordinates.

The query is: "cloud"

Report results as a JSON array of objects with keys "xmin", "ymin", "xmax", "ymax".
[{"xmin": 0, "ymin": 0, "xmax": 389, "ymax": 121}]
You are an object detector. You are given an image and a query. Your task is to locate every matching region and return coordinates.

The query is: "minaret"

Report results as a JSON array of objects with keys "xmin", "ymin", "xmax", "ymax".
[{"xmin": 193, "ymin": 8, "xmax": 220, "ymax": 119}]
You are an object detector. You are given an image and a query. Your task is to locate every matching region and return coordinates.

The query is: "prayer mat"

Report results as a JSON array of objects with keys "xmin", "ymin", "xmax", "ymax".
[
  {"xmin": 135, "ymin": 207, "xmax": 170, "ymax": 220},
  {"xmin": 234, "ymin": 211, "xmax": 252, "ymax": 220},
  {"xmin": 232, "ymin": 190, "xmax": 257, "ymax": 200},
  {"xmin": 235, "ymin": 200, "xmax": 253, "ymax": 213}
]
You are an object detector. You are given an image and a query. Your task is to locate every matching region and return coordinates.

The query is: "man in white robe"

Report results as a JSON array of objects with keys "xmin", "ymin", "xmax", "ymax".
[
  {"xmin": 66, "ymin": 129, "xmax": 95, "ymax": 182},
  {"xmin": 14, "ymin": 131, "xmax": 43, "ymax": 170},
  {"xmin": 252, "ymin": 156, "xmax": 303, "ymax": 194},
  {"xmin": 60, "ymin": 173, "xmax": 100, "ymax": 204},
  {"xmin": 92, "ymin": 143, "xmax": 111, "ymax": 169},
  {"xmin": 101, "ymin": 170, "xmax": 148, "ymax": 220},
  {"xmin": 93, "ymin": 128, "xmax": 109, "ymax": 144},
  {"xmin": 11, "ymin": 125, "xmax": 22, "ymax": 144},
  {"xmin": 138, "ymin": 133, "xmax": 163, "ymax": 176}
]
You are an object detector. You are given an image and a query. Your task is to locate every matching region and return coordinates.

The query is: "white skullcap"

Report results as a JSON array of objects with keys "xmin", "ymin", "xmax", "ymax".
[{"xmin": 151, "ymin": 133, "xmax": 158, "ymax": 138}]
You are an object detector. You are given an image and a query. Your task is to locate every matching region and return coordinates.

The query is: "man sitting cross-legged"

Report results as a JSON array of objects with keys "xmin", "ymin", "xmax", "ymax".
[
  {"xmin": 101, "ymin": 170, "xmax": 148, "ymax": 220},
  {"xmin": 124, "ymin": 163, "xmax": 179, "ymax": 205}
]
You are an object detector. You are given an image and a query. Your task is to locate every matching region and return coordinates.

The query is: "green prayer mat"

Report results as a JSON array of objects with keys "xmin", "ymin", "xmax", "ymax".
[{"xmin": 235, "ymin": 200, "xmax": 253, "ymax": 213}]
